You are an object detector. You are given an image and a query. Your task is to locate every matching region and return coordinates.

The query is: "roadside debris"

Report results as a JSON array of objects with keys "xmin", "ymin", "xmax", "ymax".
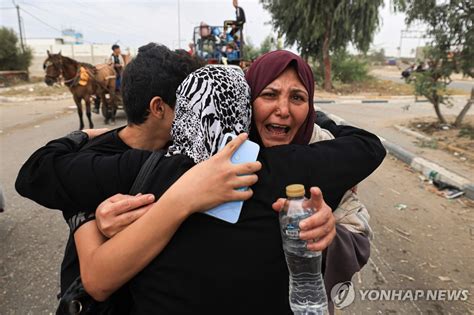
[
  {"xmin": 390, "ymin": 188, "xmax": 401, "ymax": 195},
  {"xmin": 384, "ymin": 225, "xmax": 414, "ymax": 243},
  {"xmin": 400, "ymin": 274, "xmax": 415, "ymax": 281},
  {"xmin": 395, "ymin": 203, "xmax": 407, "ymax": 211},
  {"xmin": 395, "ymin": 228, "xmax": 411, "ymax": 237},
  {"xmin": 427, "ymin": 171, "xmax": 465, "ymax": 199},
  {"xmin": 438, "ymin": 276, "xmax": 452, "ymax": 282}
]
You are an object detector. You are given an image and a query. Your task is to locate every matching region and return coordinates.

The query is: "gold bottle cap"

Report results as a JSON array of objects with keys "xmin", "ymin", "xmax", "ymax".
[{"xmin": 285, "ymin": 184, "xmax": 305, "ymax": 198}]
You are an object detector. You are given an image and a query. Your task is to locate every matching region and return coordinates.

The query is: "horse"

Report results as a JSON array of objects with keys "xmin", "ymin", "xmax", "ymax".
[{"xmin": 43, "ymin": 51, "xmax": 117, "ymax": 130}]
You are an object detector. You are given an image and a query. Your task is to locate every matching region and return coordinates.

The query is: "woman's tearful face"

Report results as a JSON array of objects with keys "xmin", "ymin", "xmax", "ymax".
[{"xmin": 253, "ymin": 67, "xmax": 310, "ymax": 147}]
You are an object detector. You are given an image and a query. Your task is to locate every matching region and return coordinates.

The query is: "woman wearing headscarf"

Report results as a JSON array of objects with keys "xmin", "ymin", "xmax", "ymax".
[
  {"xmin": 245, "ymin": 50, "xmax": 375, "ymax": 311},
  {"xmin": 53, "ymin": 65, "xmax": 384, "ymax": 313}
]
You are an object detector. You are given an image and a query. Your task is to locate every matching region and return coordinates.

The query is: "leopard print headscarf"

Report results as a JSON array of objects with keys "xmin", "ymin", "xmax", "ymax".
[{"xmin": 167, "ymin": 66, "xmax": 252, "ymax": 163}]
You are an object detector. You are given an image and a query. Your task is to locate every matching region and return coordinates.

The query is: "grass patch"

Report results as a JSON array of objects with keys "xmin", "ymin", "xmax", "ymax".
[
  {"xmin": 415, "ymin": 138, "xmax": 439, "ymax": 149},
  {"xmin": 458, "ymin": 126, "xmax": 474, "ymax": 140},
  {"xmin": 323, "ymin": 78, "xmax": 414, "ymax": 95},
  {"xmin": 407, "ymin": 117, "xmax": 474, "ymax": 163},
  {"xmin": 317, "ymin": 77, "xmax": 468, "ymax": 96}
]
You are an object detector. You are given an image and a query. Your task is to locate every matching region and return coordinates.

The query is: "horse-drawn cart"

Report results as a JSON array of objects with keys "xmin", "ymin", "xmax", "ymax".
[{"xmin": 43, "ymin": 51, "xmax": 123, "ymax": 129}]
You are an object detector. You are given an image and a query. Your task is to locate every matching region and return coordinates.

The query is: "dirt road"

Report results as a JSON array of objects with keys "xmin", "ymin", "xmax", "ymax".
[{"xmin": 1, "ymin": 99, "xmax": 473, "ymax": 314}]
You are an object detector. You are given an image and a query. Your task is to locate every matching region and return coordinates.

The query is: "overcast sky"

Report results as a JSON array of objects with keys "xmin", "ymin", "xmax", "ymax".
[{"xmin": 1, "ymin": 0, "xmax": 429, "ymax": 57}]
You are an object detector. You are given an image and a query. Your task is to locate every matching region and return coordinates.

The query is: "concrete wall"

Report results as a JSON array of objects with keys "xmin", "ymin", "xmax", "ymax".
[{"xmin": 29, "ymin": 44, "xmax": 137, "ymax": 77}]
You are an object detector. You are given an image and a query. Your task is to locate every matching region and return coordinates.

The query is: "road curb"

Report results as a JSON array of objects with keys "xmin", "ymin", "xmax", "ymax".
[
  {"xmin": 313, "ymin": 95, "xmax": 470, "ymax": 105},
  {"xmin": 323, "ymin": 112, "xmax": 474, "ymax": 200},
  {"xmin": 393, "ymin": 125, "xmax": 433, "ymax": 142},
  {"xmin": 314, "ymin": 99, "xmax": 432, "ymax": 104}
]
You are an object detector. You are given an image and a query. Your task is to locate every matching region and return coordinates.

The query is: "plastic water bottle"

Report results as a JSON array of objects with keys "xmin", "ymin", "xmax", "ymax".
[{"xmin": 279, "ymin": 184, "xmax": 328, "ymax": 315}]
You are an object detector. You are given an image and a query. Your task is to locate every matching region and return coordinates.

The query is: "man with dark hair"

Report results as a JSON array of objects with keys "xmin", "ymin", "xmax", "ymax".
[{"xmin": 16, "ymin": 43, "xmax": 204, "ymax": 308}]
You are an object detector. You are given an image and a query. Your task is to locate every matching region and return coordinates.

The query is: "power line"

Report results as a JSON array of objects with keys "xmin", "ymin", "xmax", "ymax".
[
  {"xmin": 20, "ymin": 7, "xmax": 62, "ymax": 33},
  {"xmin": 21, "ymin": 1, "xmax": 49, "ymax": 13}
]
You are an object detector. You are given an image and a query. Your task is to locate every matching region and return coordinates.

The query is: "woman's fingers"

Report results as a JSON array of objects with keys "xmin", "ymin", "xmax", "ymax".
[
  {"xmin": 300, "ymin": 208, "xmax": 332, "ymax": 231},
  {"xmin": 299, "ymin": 219, "xmax": 334, "ymax": 240},
  {"xmin": 272, "ymin": 198, "xmax": 287, "ymax": 212},
  {"xmin": 230, "ymin": 174, "xmax": 258, "ymax": 189},
  {"xmin": 219, "ymin": 133, "xmax": 248, "ymax": 158},
  {"xmin": 229, "ymin": 188, "xmax": 254, "ymax": 201},
  {"xmin": 234, "ymin": 161, "xmax": 262, "ymax": 175},
  {"xmin": 303, "ymin": 187, "xmax": 324, "ymax": 211},
  {"xmin": 306, "ymin": 228, "xmax": 337, "ymax": 252}
]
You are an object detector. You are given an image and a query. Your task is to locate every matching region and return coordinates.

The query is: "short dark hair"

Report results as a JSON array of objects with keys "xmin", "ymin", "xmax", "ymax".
[
  {"xmin": 112, "ymin": 44, "xmax": 120, "ymax": 51},
  {"xmin": 122, "ymin": 43, "xmax": 205, "ymax": 125}
]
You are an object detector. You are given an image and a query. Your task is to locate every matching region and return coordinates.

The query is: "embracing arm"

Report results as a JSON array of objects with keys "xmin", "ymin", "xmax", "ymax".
[
  {"xmin": 76, "ymin": 192, "xmax": 190, "ymax": 302},
  {"xmin": 15, "ymin": 132, "xmax": 89, "ymax": 211},
  {"xmin": 75, "ymin": 134, "xmax": 261, "ymax": 301},
  {"xmin": 267, "ymin": 125, "xmax": 385, "ymax": 210},
  {"xmin": 15, "ymin": 134, "xmax": 150, "ymax": 217}
]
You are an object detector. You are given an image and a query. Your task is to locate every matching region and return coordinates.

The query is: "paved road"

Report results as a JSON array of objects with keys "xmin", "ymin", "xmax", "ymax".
[{"xmin": 1, "ymin": 99, "xmax": 473, "ymax": 314}]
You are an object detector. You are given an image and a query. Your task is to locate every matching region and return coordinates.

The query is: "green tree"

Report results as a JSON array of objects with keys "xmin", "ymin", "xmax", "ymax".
[
  {"xmin": 242, "ymin": 37, "xmax": 260, "ymax": 61},
  {"xmin": 261, "ymin": 0, "xmax": 384, "ymax": 90},
  {"xmin": 331, "ymin": 50, "xmax": 370, "ymax": 83},
  {"xmin": 400, "ymin": 0, "xmax": 473, "ymax": 125},
  {"xmin": 0, "ymin": 27, "xmax": 32, "ymax": 71},
  {"xmin": 369, "ymin": 48, "xmax": 386, "ymax": 64},
  {"xmin": 259, "ymin": 35, "xmax": 275, "ymax": 55}
]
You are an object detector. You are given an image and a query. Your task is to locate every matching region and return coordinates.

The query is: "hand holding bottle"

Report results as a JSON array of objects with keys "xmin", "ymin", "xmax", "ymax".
[{"xmin": 272, "ymin": 187, "xmax": 336, "ymax": 252}]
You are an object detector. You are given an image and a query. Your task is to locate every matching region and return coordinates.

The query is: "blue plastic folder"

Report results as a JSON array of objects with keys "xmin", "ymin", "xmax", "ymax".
[{"xmin": 205, "ymin": 134, "xmax": 260, "ymax": 223}]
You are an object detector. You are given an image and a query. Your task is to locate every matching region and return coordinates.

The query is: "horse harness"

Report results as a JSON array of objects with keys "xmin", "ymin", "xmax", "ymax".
[{"xmin": 44, "ymin": 57, "xmax": 113, "ymax": 92}]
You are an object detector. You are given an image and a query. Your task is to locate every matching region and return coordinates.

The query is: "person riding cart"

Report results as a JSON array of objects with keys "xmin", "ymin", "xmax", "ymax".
[
  {"xmin": 108, "ymin": 44, "xmax": 124, "ymax": 92},
  {"xmin": 93, "ymin": 44, "xmax": 125, "ymax": 114}
]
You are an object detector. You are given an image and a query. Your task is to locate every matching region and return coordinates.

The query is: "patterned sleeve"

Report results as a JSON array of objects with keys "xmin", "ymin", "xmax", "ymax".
[{"xmin": 67, "ymin": 211, "xmax": 96, "ymax": 234}]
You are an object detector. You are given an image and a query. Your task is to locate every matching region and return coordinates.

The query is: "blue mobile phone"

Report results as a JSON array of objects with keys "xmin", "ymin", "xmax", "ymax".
[{"xmin": 205, "ymin": 133, "xmax": 260, "ymax": 223}]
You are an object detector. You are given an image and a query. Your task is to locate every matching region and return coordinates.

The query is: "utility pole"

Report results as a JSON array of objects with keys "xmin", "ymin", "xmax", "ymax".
[{"xmin": 13, "ymin": 1, "xmax": 24, "ymax": 52}]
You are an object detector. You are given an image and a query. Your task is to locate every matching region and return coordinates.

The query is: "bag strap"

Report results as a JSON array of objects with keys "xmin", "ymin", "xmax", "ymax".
[{"xmin": 129, "ymin": 150, "xmax": 165, "ymax": 195}]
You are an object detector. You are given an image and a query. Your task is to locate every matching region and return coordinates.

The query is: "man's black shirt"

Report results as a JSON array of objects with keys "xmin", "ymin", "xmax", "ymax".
[
  {"xmin": 62, "ymin": 128, "xmax": 138, "ymax": 294},
  {"xmin": 16, "ymin": 127, "xmax": 151, "ymax": 294}
]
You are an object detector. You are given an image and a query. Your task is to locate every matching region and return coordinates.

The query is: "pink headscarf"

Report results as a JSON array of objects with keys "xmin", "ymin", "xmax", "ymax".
[{"xmin": 245, "ymin": 50, "xmax": 316, "ymax": 145}]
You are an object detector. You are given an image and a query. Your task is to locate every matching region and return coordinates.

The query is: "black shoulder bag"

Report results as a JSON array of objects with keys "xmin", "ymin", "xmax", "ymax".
[{"xmin": 56, "ymin": 151, "xmax": 165, "ymax": 315}]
